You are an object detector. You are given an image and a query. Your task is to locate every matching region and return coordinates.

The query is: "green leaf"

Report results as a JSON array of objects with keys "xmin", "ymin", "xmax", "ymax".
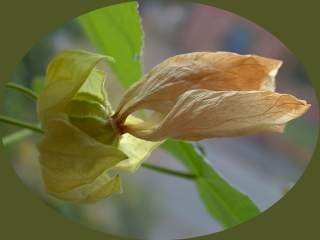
[
  {"xmin": 78, "ymin": 2, "xmax": 143, "ymax": 88},
  {"xmin": 162, "ymin": 140, "xmax": 260, "ymax": 228}
]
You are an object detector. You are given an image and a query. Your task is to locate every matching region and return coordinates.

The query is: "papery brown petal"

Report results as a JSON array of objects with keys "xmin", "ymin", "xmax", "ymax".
[
  {"xmin": 124, "ymin": 90, "xmax": 310, "ymax": 141},
  {"xmin": 115, "ymin": 52, "xmax": 282, "ymax": 123}
]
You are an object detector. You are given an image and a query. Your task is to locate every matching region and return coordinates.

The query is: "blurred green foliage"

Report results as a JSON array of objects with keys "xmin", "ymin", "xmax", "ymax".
[{"xmin": 79, "ymin": 2, "xmax": 144, "ymax": 88}]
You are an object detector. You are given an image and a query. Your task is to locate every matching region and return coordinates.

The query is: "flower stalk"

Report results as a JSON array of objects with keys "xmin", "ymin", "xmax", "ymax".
[
  {"xmin": 0, "ymin": 115, "xmax": 44, "ymax": 133},
  {"xmin": 141, "ymin": 162, "xmax": 197, "ymax": 180},
  {"xmin": 5, "ymin": 82, "xmax": 38, "ymax": 100}
]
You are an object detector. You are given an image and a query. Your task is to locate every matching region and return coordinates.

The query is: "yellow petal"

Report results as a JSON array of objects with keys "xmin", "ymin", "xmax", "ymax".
[
  {"xmin": 114, "ymin": 115, "xmax": 162, "ymax": 172},
  {"xmin": 115, "ymin": 52, "xmax": 282, "ymax": 123},
  {"xmin": 124, "ymin": 90, "xmax": 310, "ymax": 141},
  {"xmin": 38, "ymin": 49, "xmax": 112, "ymax": 127},
  {"xmin": 75, "ymin": 69, "xmax": 110, "ymax": 108},
  {"xmin": 66, "ymin": 69, "xmax": 117, "ymax": 145},
  {"xmin": 38, "ymin": 117, "xmax": 127, "ymax": 201},
  {"xmin": 50, "ymin": 175, "xmax": 121, "ymax": 204}
]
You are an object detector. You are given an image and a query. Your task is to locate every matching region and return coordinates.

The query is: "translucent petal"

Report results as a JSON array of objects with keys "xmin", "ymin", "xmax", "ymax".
[
  {"xmin": 66, "ymin": 68, "xmax": 116, "ymax": 144},
  {"xmin": 115, "ymin": 52, "xmax": 282, "ymax": 123},
  {"xmin": 114, "ymin": 115, "xmax": 162, "ymax": 172},
  {"xmin": 50, "ymin": 174, "xmax": 122, "ymax": 204},
  {"xmin": 38, "ymin": 117, "xmax": 127, "ymax": 202},
  {"xmin": 124, "ymin": 90, "xmax": 310, "ymax": 141},
  {"xmin": 38, "ymin": 49, "xmax": 112, "ymax": 126}
]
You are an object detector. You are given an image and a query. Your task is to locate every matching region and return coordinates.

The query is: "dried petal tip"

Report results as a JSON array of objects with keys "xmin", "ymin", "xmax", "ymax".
[
  {"xmin": 115, "ymin": 51, "xmax": 283, "ymax": 122},
  {"xmin": 114, "ymin": 51, "xmax": 310, "ymax": 141}
]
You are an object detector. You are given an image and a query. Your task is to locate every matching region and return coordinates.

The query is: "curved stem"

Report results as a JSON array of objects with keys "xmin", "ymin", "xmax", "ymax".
[
  {"xmin": 2, "ymin": 129, "xmax": 34, "ymax": 146},
  {"xmin": 141, "ymin": 162, "xmax": 197, "ymax": 180},
  {"xmin": 0, "ymin": 115, "xmax": 43, "ymax": 133},
  {"xmin": 5, "ymin": 82, "xmax": 38, "ymax": 100},
  {"xmin": 1, "ymin": 82, "xmax": 40, "ymax": 144}
]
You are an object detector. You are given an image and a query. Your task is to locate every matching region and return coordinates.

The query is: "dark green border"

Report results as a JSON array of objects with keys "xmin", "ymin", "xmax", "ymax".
[{"xmin": 0, "ymin": 0, "xmax": 319, "ymax": 239}]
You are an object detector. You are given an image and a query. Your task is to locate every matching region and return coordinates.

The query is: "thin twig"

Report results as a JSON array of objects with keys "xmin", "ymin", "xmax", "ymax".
[
  {"xmin": 0, "ymin": 115, "xmax": 44, "ymax": 134},
  {"xmin": 1, "ymin": 82, "xmax": 40, "ymax": 145},
  {"xmin": 1, "ymin": 129, "xmax": 34, "ymax": 146},
  {"xmin": 141, "ymin": 162, "xmax": 197, "ymax": 180},
  {"xmin": 5, "ymin": 82, "xmax": 38, "ymax": 100}
]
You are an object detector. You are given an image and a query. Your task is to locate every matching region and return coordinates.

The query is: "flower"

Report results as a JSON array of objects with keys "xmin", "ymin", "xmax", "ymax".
[
  {"xmin": 37, "ymin": 50, "xmax": 310, "ymax": 203},
  {"xmin": 37, "ymin": 50, "xmax": 160, "ymax": 203}
]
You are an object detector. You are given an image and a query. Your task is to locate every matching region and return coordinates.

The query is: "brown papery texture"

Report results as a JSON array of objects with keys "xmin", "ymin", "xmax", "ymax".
[
  {"xmin": 113, "ymin": 52, "xmax": 309, "ymax": 141},
  {"xmin": 115, "ymin": 52, "xmax": 282, "ymax": 123},
  {"xmin": 124, "ymin": 90, "xmax": 310, "ymax": 141}
]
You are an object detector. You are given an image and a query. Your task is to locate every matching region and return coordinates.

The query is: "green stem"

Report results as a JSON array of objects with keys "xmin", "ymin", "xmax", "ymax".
[
  {"xmin": 2, "ymin": 129, "xmax": 34, "ymax": 146},
  {"xmin": 141, "ymin": 162, "xmax": 197, "ymax": 180},
  {"xmin": 5, "ymin": 82, "xmax": 38, "ymax": 100},
  {"xmin": 1, "ymin": 82, "xmax": 40, "ymax": 145},
  {"xmin": 0, "ymin": 115, "xmax": 43, "ymax": 134}
]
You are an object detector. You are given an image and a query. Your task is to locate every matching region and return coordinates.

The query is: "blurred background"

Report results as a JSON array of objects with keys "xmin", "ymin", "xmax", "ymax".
[{"xmin": 0, "ymin": 1, "xmax": 319, "ymax": 239}]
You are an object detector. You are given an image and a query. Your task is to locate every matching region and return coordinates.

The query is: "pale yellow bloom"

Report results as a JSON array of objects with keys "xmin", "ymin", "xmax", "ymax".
[
  {"xmin": 37, "ymin": 50, "xmax": 310, "ymax": 203},
  {"xmin": 37, "ymin": 50, "xmax": 160, "ymax": 203}
]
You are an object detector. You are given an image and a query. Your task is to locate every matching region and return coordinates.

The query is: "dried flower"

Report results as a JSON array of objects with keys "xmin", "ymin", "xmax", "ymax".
[
  {"xmin": 37, "ymin": 50, "xmax": 160, "ymax": 203},
  {"xmin": 37, "ymin": 50, "xmax": 310, "ymax": 203}
]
